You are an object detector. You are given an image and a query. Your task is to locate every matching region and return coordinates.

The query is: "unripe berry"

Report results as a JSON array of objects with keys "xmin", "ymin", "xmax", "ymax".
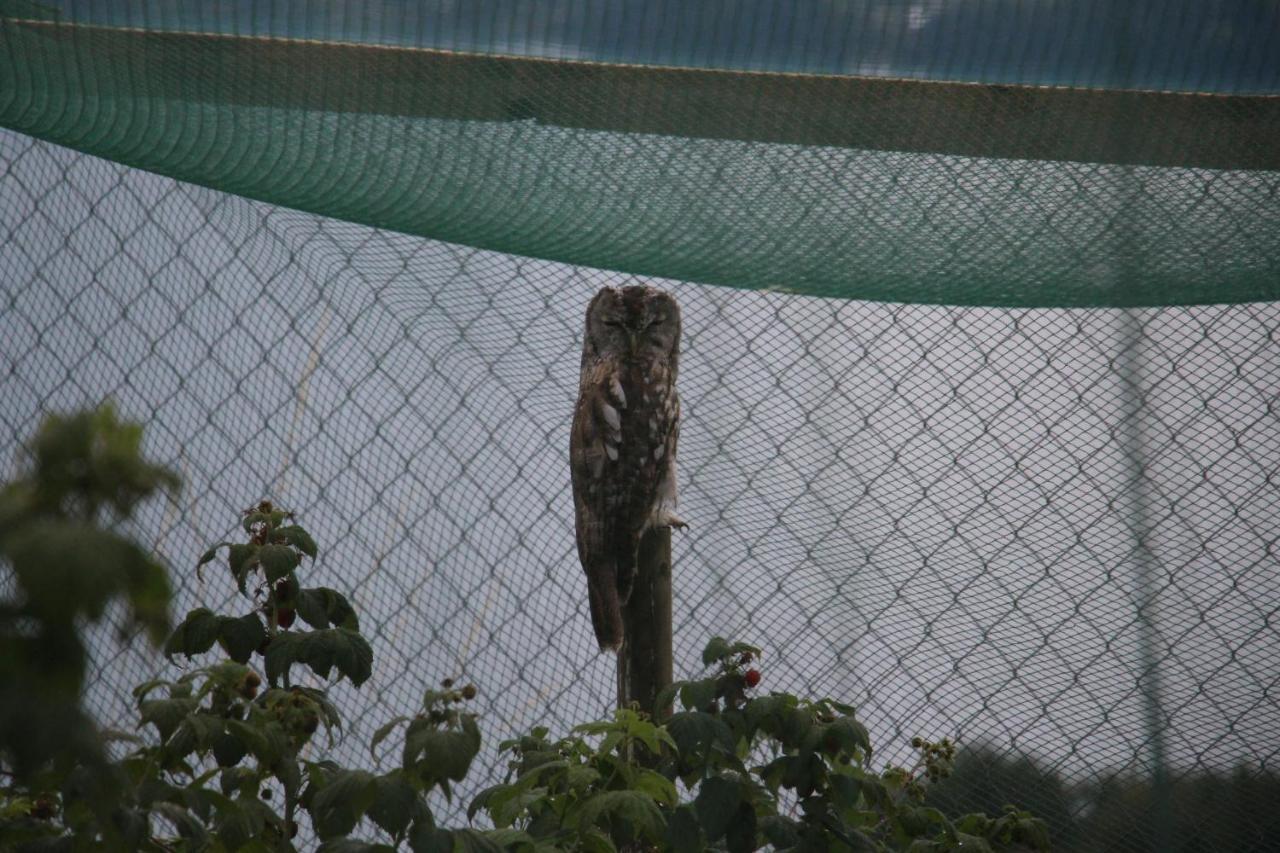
[{"xmin": 462, "ymin": 684, "xmax": 477, "ymax": 700}]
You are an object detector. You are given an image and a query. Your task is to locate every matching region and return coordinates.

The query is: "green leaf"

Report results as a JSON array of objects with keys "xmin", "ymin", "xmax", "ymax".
[
  {"xmin": 452, "ymin": 829, "xmax": 508, "ymax": 853},
  {"xmin": 633, "ymin": 769, "xmax": 678, "ymax": 807},
  {"xmin": 817, "ymin": 716, "xmax": 872, "ymax": 760},
  {"xmin": 405, "ymin": 716, "xmax": 481, "ymax": 785},
  {"xmin": 296, "ymin": 587, "xmax": 360, "ymax": 631},
  {"xmin": 578, "ymin": 790, "xmax": 665, "ymax": 843},
  {"xmin": 665, "ymin": 804, "xmax": 704, "ymax": 853},
  {"xmin": 694, "ymin": 775, "xmax": 741, "ymax": 842},
  {"xmin": 679, "ymin": 679, "xmax": 717, "ymax": 712},
  {"xmin": 228, "ymin": 543, "xmax": 258, "ymax": 594},
  {"xmin": 579, "ymin": 829, "xmax": 618, "ymax": 853},
  {"xmin": 1014, "ymin": 815, "xmax": 1052, "ymax": 851},
  {"xmin": 163, "ymin": 608, "xmax": 221, "ymax": 659},
  {"xmin": 213, "ymin": 796, "xmax": 266, "ymax": 851},
  {"xmin": 724, "ymin": 801, "xmax": 758, "ymax": 853},
  {"xmin": 277, "ymin": 753, "xmax": 303, "ymax": 800},
  {"xmin": 217, "ymin": 612, "xmax": 266, "ymax": 664},
  {"xmin": 371, "ymin": 716, "xmax": 410, "ymax": 762},
  {"xmin": 408, "ymin": 824, "xmax": 454, "ymax": 853},
  {"xmin": 310, "ymin": 769, "xmax": 378, "ymax": 839},
  {"xmin": 369, "ymin": 771, "xmax": 418, "ymax": 839},
  {"xmin": 140, "ymin": 697, "xmax": 199, "ymax": 742},
  {"xmin": 226, "ymin": 719, "xmax": 291, "ymax": 767},
  {"xmin": 151, "ymin": 801, "xmax": 209, "ymax": 843},
  {"xmin": 277, "ymin": 525, "xmax": 318, "ymax": 559},
  {"xmin": 258, "ymin": 543, "xmax": 301, "ymax": 583},
  {"xmin": 955, "ymin": 834, "xmax": 996, "ymax": 853},
  {"xmin": 264, "ymin": 632, "xmax": 300, "ymax": 685},
  {"xmin": 759, "ymin": 815, "xmax": 802, "ymax": 849},
  {"xmin": 269, "ymin": 628, "xmax": 374, "ymax": 686},
  {"xmin": 666, "ymin": 711, "xmax": 736, "ymax": 767},
  {"xmin": 702, "ymin": 637, "xmax": 732, "ymax": 666},
  {"xmin": 478, "ymin": 829, "xmax": 536, "ymax": 850},
  {"xmin": 220, "ymin": 767, "xmax": 257, "ymax": 797},
  {"xmin": 317, "ymin": 840, "xmax": 397, "ymax": 853}
]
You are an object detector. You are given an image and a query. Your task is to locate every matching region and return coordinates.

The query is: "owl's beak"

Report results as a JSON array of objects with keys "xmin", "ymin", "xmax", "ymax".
[{"xmin": 627, "ymin": 330, "xmax": 639, "ymax": 354}]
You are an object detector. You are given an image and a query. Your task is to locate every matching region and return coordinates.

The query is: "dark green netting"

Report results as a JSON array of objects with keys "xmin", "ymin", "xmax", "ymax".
[{"xmin": 2, "ymin": 5, "xmax": 1278, "ymax": 307}]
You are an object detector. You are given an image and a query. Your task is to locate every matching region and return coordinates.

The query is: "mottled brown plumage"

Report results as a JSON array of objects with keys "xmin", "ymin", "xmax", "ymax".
[{"xmin": 570, "ymin": 285, "xmax": 684, "ymax": 652}]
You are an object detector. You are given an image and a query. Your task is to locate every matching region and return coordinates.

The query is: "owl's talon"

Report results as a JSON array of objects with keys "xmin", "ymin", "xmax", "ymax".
[{"xmin": 667, "ymin": 516, "xmax": 688, "ymax": 531}]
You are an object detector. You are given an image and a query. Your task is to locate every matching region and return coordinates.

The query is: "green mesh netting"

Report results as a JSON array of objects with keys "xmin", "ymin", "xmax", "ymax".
[
  {"xmin": 3, "ymin": 3, "xmax": 1278, "ymax": 307},
  {"xmin": 3, "ymin": 3, "xmax": 1280, "ymax": 852}
]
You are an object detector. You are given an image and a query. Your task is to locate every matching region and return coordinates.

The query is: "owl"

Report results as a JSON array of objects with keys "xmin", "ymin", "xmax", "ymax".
[{"xmin": 571, "ymin": 285, "xmax": 685, "ymax": 652}]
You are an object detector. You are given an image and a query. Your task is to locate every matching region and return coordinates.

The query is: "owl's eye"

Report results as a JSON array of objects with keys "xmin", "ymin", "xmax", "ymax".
[
  {"xmin": 604, "ymin": 320, "xmax": 623, "ymax": 328},
  {"xmin": 646, "ymin": 318, "xmax": 664, "ymax": 328}
]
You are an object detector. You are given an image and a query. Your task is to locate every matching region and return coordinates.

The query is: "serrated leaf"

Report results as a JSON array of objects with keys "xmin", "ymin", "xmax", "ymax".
[
  {"xmin": 310, "ymin": 769, "xmax": 378, "ymax": 839},
  {"xmin": 406, "ymin": 716, "xmax": 481, "ymax": 785},
  {"xmin": 277, "ymin": 525, "xmax": 318, "ymax": 559},
  {"xmin": 666, "ymin": 804, "xmax": 704, "ymax": 853},
  {"xmin": 666, "ymin": 711, "xmax": 736, "ymax": 766},
  {"xmin": 724, "ymin": 801, "xmax": 758, "ymax": 853},
  {"xmin": 654, "ymin": 681, "xmax": 684, "ymax": 717},
  {"xmin": 151, "ymin": 802, "xmax": 208, "ymax": 843},
  {"xmin": 296, "ymin": 587, "xmax": 360, "ymax": 631},
  {"xmin": 408, "ymin": 824, "xmax": 453, "ymax": 853},
  {"xmin": 217, "ymin": 612, "xmax": 266, "ymax": 664},
  {"xmin": 226, "ymin": 719, "xmax": 291, "ymax": 767},
  {"xmin": 317, "ymin": 840, "xmax": 397, "ymax": 853},
  {"xmin": 220, "ymin": 767, "xmax": 257, "ymax": 797},
  {"xmin": 228, "ymin": 544, "xmax": 257, "ymax": 594},
  {"xmin": 140, "ymin": 697, "xmax": 199, "ymax": 742},
  {"xmin": 213, "ymin": 796, "xmax": 265, "ymax": 850},
  {"xmin": 702, "ymin": 637, "xmax": 732, "ymax": 666},
  {"xmin": 369, "ymin": 771, "xmax": 418, "ymax": 839},
  {"xmin": 164, "ymin": 607, "xmax": 221, "ymax": 660},
  {"xmin": 269, "ymin": 628, "xmax": 374, "ymax": 686},
  {"xmin": 955, "ymin": 833, "xmax": 996, "ymax": 853},
  {"xmin": 371, "ymin": 716, "xmax": 410, "ymax": 762},
  {"xmin": 634, "ymin": 770, "xmax": 678, "ymax": 807},
  {"xmin": 759, "ymin": 815, "xmax": 802, "ymax": 848},
  {"xmin": 580, "ymin": 829, "xmax": 618, "ymax": 853},
  {"xmin": 679, "ymin": 679, "xmax": 717, "ymax": 712},
  {"xmin": 258, "ymin": 543, "xmax": 300, "ymax": 583},
  {"xmin": 578, "ymin": 790, "xmax": 665, "ymax": 843},
  {"xmin": 264, "ymin": 632, "xmax": 299, "ymax": 685},
  {"xmin": 277, "ymin": 753, "xmax": 303, "ymax": 800},
  {"xmin": 694, "ymin": 775, "xmax": 741, "ymax": 842},
  {"xmin": 478, "ymin": 829, "xmax": 536, "ymax": 850}
]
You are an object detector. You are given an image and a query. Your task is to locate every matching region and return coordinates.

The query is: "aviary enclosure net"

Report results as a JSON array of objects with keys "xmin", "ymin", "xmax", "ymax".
[{"xmin": 2, "ymin": 2, "xmax": 1279, "ymax": 849}]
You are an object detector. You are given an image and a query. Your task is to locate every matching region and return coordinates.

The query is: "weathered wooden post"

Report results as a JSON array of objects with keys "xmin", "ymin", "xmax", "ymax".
[{"xmin": 617, "ymin": 527, "xmax": 672, "ymax": 715}]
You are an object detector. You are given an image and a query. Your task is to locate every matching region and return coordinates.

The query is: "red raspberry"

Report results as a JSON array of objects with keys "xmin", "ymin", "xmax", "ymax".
[{"xmin": 744, "ymin": 668, "xmax": 761, "ymax": 688}]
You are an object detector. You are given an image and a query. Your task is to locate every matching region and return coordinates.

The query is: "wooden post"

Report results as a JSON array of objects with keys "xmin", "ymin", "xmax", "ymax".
[{"xmin": 617, "ymin": 527, "xmax": 673, "ymax": 716}]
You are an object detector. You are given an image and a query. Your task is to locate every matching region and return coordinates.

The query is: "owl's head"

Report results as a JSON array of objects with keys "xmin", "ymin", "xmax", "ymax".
[{"xmin": 583, "ymin": 285, "xmax": 681, "ymax": 365}]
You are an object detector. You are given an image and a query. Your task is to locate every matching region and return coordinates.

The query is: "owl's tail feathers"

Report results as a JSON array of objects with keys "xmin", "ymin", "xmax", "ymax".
[{"xmin": 588, "ymin": 568, "xmax": 625, "ymax": 653}]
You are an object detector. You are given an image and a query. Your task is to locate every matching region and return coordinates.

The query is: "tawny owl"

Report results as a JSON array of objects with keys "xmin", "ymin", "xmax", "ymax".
[{"xmin": 571, "ymin": 285, "xmax": 685, "ymax": 652}]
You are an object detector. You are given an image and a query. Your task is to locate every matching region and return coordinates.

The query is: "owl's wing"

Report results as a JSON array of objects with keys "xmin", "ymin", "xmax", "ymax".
[{"xmin": 571, "ymin": 360, "xmax": 628, "ymax": 651}]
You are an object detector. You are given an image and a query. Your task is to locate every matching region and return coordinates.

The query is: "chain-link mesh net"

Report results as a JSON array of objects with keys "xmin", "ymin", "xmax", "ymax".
[{"xmin": 4, "ymin": 127, "xmax": 1278, "ymax": 850}]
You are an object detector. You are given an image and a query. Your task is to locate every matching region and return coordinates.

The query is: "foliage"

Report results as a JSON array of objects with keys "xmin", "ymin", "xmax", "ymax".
[
  {"xmin": 0, "ymin": 405, "xmax": 178, "ymax": 847},
  {"xmin": 469, "ymin": 639, "xmax": 1048, "ymax": 852},
  {"xmin": 0, "ymin": 409, "xmax": 1051, "ymax": 851},
  {"xmin": 928, "ymin": 746, "xmax": 1280, "ymax": 853}
]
